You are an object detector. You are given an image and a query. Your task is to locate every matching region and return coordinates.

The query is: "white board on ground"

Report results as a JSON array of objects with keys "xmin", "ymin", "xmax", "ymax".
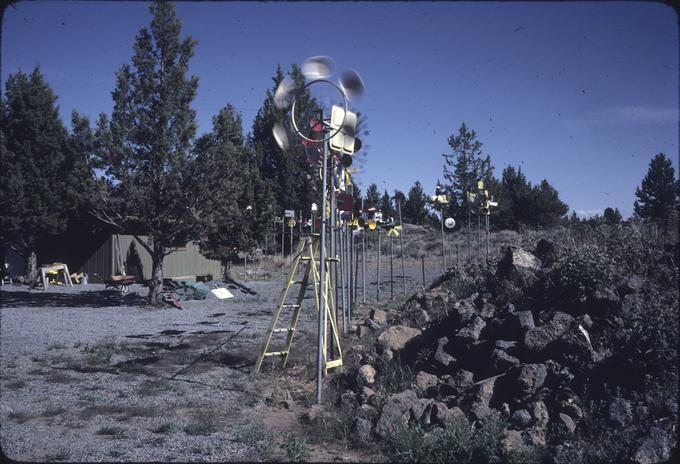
[{"xmin": 211, "ymin": 288, "xmax": 234, "ymax": 299}]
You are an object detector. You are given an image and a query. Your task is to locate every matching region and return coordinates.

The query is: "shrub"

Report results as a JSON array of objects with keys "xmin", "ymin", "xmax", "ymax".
[
  {"xmin": 547, "ymin": 244, "xmax": 612, "ymax": 302},
  {"xmin": 285, "ymin": 433, "xmax": 311, "ymax": 462},
  {"xmin": 233, "ymin": 421, "xmax": 276, "ymax": 457},
  {"xmin": 389, "ymin": 421, "xmax": 472, "ymax": 463}
]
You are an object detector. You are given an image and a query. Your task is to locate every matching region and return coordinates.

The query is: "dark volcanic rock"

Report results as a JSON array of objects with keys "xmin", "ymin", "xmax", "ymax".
[
  {"xmin": 633, "ymin": 425, "xmax": 673, "ymax": 464},
  {"xmin": 608, "ymin": 397, "xmax": 633, "ymax": 428},
  {"xmin": 438, "ymin": 369, "xmax": 474, "ymax": 398},
  {"xmin": 492, "ymin": 348, "xmax": 520, "ymax": 372},
  {"xmin": 434, "ymin": 336, "xmax": 456, "ymax": 367},
  {"xmin": 455, "ymin": 316, "xmax": 486, "ymax": 344},
  {"xmin": 375, "ymin": 390, "xmax": 424, "ymax": 439},
  {"xmin": 432, "ymin": 402, "xmax": 467, "ymax": 429},
  {"xmin": 534, "ymin": 238, "xmax": 557, "ymax": 266},
  {"xmin": 523, "ymin": 311, "xmax": 575, "ymax": 355},
  {"xmin": 557, "ymin": 413, "xmax": 576, "ymax": 434},
  {"xmin": 506, "ymin": 363, "xmax": 547, "ymax": 397},
  {"xmin": 512, "ymin": 409, "xmax": 532, "ymax": 427}
]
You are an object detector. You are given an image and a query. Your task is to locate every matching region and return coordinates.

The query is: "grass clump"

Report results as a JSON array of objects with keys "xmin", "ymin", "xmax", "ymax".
[
  {"xmin": 153, "ymin": 421, "xmax": 183, "ymax": 434},
  {"xmin": 96, "ymin": 425, "xmax": 129, "ymax": 439},
  {"xmin": 389, "ymin": 421, "xmax": 472, "ymax": 463},
  {"xmin": 285, "ymin": 433, "xmax": 311, "ymax": 462},
  {"xmin": 183, "ymin": 417, "xmax": 218, "ymax": 436},
  {"xmin": 374, "ymin": 353, "xmax": 414, "ymax": 395},
  {"xmin": 233, "ymin": 421, "xmax": 276, "ymax": 457},
  {"xmin": 83, "ymin": 343, "xmax": 114, "ymax": 365}
]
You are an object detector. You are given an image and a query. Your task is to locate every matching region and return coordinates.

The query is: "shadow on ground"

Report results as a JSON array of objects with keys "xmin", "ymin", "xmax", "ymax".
[{"xmin": 0, "ymin": 290, "xmax": 147, "ymax": 308}]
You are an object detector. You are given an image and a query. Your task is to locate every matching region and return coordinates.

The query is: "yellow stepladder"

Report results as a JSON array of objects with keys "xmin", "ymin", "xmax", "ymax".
[{"xmin": 253, "ymin": 234, "xmax": 342, "ymax": 375}]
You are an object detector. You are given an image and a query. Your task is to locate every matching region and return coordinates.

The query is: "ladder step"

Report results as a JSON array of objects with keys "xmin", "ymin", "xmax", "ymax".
[
  {"xmin": 263, "ymin": 351, "xmax": 288, "ymax": 357},
  {"xmin": 299, "ymin": 257, "xmax": 312, "ymax": 261},
  {"xmin": 281, "ymin": 304, "xmax": 300, "ymax": 308},
  {"xmin": 325, "ymin": 258, "xmax": 340, "ymax": 262},
  {"xmin": 291, "ymin": 280, "xmax": 307, "ymax": 285},
  {"xmin": 325, "ymin": 359, "xmax": 343, "ymax": 369},
  {"xmin": 272, "ymin": 328, "xmax": 295, "ymax": 333}
]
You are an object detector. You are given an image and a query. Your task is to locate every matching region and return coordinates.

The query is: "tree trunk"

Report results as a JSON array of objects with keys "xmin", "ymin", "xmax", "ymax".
[
  {"xmin": 148, "ymin": 244, "xmax": 164, "ymax": 306},
  {"xmin": 27, "ymin": 251, "xmax": 38, "ymax": 287}
]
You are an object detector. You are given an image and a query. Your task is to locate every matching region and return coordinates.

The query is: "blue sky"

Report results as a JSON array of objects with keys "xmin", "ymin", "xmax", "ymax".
[{"xmin": 2, "ymin": 1, "xmax": 678, "ymax": 218}]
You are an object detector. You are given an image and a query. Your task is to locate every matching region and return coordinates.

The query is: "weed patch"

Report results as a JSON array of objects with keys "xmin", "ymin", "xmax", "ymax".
[
  {"xmin": 153, "ymin": 421, "xmax": 183, "ymax": 434},
  {"xmin": 285, "ymin": 433, "xmax": 311, "ymax": 462},
  {"xmin": 183, "ymin": 417, "xmax": 218, "ymax": 436},
  {"xmin": 96, "ymin": 425, "xmax": 129, "ymax": 439}
]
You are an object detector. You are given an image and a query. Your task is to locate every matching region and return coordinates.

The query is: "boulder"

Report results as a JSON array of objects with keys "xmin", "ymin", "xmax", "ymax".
[
  {"xmin": 608, "ymin": 397, "xmax": 632, "ymax": 428},
  {"xmin": 590, "ymin": 287, "xmax": 621, "ymax": 315},
  {"xmin": 523, "ymin": 312, "xmax": 575, "ymax": 354},
  {"xmin": 356, "ymin": 325, "xmax": 371, "ymax": 338},
  {"xmin": 495, "ymin": 340, "xmax": 518, "ymax": 352},
  {"xmin": 492, "ymin": 348, "xmax": 520, "ymax": 372},
  {"xmin": 357, "ymin": 386, "xmax": 375, "ymax": 405},
  {"xmin": 451, "ymin": 300, "xmax": 476, "ymax": 326},
  {"xmin": 497, "ymin": 246, "xmax": 541, "ymax": 277},
  {"xmin": 557, "ymin": 413, "xmax": 576, "ymax": 434},
  {"xmin": 371, "ymin": 309, "xmax": 388, "ymax": 325},
  {"xmin": 414, "ymin": 371, "xmax": 439, "ymax": 393},
  {"xmin": 464, "ymin": 375, "xmax": 502, "ymax": 421},
  {"xmin": 353, "ymin": 417, "xmax": 373, "ymax": 443},
  {"xmin": 432, "ymin": 402, "xmax": 467, "ymax": 430},
  {"xmin": 439, "ymin": 370, "xmax": 474, "ymax": 398},
  {"xmin": 377, "ymin": 325, "xmax": 422, "ymax": 354},
  {"xmin": 374, "ymin": 390, "xmax": 421, "ymax": 439},
  {"xmin": 512, "ymin": 409, "xmax": 532, "ymax": 427},
  {"xmin": 633, "ymin": 425, "xmax": 672, "ymax": 464},
  {"xmin": 507, "ymin": 363, "xmax": 547, "ymax": 397},
  {"xmin": 357, "ymin": 364, "xmax": 377, "ymax": 385},
  {"xmin": 517, "ymin": 311, "xmax": 535, "ymax": 331},
  {"xmin": 434, "ymin": 336, "xmax": 456, "ymax": 367},
  {"xmin": 500, "ymin": 429, "xmax": 526, "ymax": 456},
  {"xmin": 530, "ymin": 400, "xmax": 550, "ymax": 428},
  {"xmin": 455, "ymin": 316, "xmax": 486, "ymax": 344}
]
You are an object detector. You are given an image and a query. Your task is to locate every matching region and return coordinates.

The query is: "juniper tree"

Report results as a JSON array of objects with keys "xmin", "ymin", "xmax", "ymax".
[
  {"xmin": 364, "ymin": 183, "xmax": 381, "ymax": 209},
  {"xmin": 442, "ymin": 123, "xmax": 494, "ymax": 221},
  {"xmin": 634, "ymin": 153, "xmax": 679, "ymax": 227},
  {"xmin": 403, "ymin": 181, "xmax": 430, "ymax": 225},
  {"xmin": 251, "ymin": 64, "xmax": 320, "ymax": 216},
  {"xmin": 195, "ymin": 104, "xmax": 273, "ymax": 269},
  {"xmin": 380, "ymin": 190, "xmax": 395, "ymax": 222},
  {"xmin": 0, "ymin": 67, "xmax": 88, "ymax": 283},
  {"xmin": 91, "ymin": 1, "xmax": 201, "ymax": 305}
]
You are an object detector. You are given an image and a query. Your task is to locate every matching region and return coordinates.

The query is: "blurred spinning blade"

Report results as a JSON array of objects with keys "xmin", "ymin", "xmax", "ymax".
[
  {"xmin": 274, "ymin": 78, "xmax": 297, "ymax": 109},
  {"xmin": 272, "ymin": 122, "xmax": 290, "ymax": 150},
  {"xmin": 302, "ymin": 55, "xmax": 335, "ymax": 79},
  {"xmin": 339, "ymin": 69, "xmax": 365, "ymax": 99}
]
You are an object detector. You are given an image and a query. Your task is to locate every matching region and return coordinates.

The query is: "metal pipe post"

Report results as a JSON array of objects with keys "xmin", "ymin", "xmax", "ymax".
[
  {"xmin": 440, "ymin": 204, "xmax": 446, "ymax": 272},
  {"xmin": 397, "ymin": 201, "xmax": 406, "ymax": 295},
  {"xmin": 390, "ymin": 234, "xmax": 394, "ymax": 300},
  {"xmin": 339, "ymin": 225, "xmax": 347, "ymax": 335},
  {"xmin": 376, "ymin": 229, "xmax": 381, "ymax": 301},
  {"xmin": 316, "ymin": 123, "xmax": 329, "ymax": 405}
]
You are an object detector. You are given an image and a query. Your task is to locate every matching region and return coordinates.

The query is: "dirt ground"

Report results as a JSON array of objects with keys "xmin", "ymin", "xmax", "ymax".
[{"xmin": 0, "ymin": 248, "xmax": 450, "ymax": 462}]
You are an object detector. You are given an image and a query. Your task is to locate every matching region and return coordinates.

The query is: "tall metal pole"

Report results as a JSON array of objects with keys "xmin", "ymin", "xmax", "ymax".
[
  {"xmin": 397, "ymin": 201, "xmax": 406, "ymax": 295},
  {"xmin": 347, "ymin": 224, "xmax": 353, "ymax": 321},
  {"xmin": 290, "ymin": 224, "xmax": 293, "ymax": 260},
  {"xmin": 376, "ymin": 228, "xmax": 381, "ymax": 301},
  {"xmin": 316, "ymin": 118, "xmax": 329, "ymax": 405},
  {"xmin": 330, "ymin": 190, "xmax": 337, "ymax": 355},
  {"xmin": 467, "ymin": 200, "xmax": 471, "ymax": 263},
  {"xmin": 485, "ymin": 213, "xmax": 490, "ymax": 257},
  {"xmin": 354, "ymin": 238, "xmax": 360, "ymax": 306},
  {"xmin": 281, "ymin": 218, "xmax": 284, "ymax": 260},
  {"xmin": 361, "ymin": 200, "xmax": 366, "ymax": 303},
  {"xmin": 440, "ymin": 204, "xmax": 446, "ymax": 272},
  {"xmin": 390, "ymin": 234, "xmax": 394, "ymax": 300},
  {"xmin": 477, "ymin": 213, "xmax": 481, "ymax": 261},
  {"xmin": 339, "ymin": 225, "xmax": 347, "ymax": 335}
]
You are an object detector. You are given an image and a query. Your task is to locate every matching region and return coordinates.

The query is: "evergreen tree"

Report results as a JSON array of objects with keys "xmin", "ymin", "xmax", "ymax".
[
  {"xmin": 251, "ymin": 64, "xmax": 320, "ymax": 215},
  {"xmin": 194, "ymin": 104, "xmax": 272, "ymax": 268},
  {"xmin": 364, "ymin": 182, "xmax": 381, "ymax": 209},
  {"xmin": 380, "ymin": 190, "xmax": 395, "ymax": 222},
  {"xmin": 528, "ymin": 179, "xmax": 569, "ymax": 228},
  {"xmin": 91, "ymin": 1, "xmax": 201, "ymax": 305},
  {"xmin": 403, "ymin": 181, "xmax": 430, "ymax": 225},
  {"xmin": 634, "ymin": 153, "xmax": 679, "ymax": 227},
  {"xmin": 0, "ymin": 67, "xmax": 87, "ymax": 283},
  {"xmin": 494, "ymin": 165, "xmax": 532, "ymax": 230},
  {"xmin": 442, "ymin": 122, "xmax": 494, "ymax": 221},
  {"xmin": 603, "ymin": 207, "xmax": 623, "ymax": 225},
  {"xmin": 352, "ymin": 183, "xmax": 362, "ymax": 212}
]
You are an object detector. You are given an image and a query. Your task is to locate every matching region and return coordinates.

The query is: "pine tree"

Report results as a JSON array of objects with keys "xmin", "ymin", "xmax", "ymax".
[
  {"xmin": 91, "ymin": 1, "xmax": 200, "ymax": 305},
  {"xmin": 634, "ymin": 153, "xmax": 679, "ymax": 227},
  {"xmin": 494, "ymin": 165, "xmax": 532, "ymax": 230},
  {"xmin": 603, "ymin": 207, "xmax": 623, "ymax": 225},
  {"xmin": 252, "ymin": 64, "xmax": 320, "ymax": 216},
  {"xmin": 442, "ymin": 122, "xmax": 494, "ymax": 221},
  {"xmin": 195, "ymin": 104, "xmax": 273, "ymax": 268},
  {"xmin": 364, "ymin": 183, "xmax": 381, "ymax": 209},
  {"xmin": 0, "ymin": 67, "xmax": 86, "ymax": 283},
  {"xmin": 403, "ymin": 181, "xmax": 430, "ymax": 225},
  {"xmin": 380, "ymin": 190, "xmax": 395, "ymax": 222},
  {"xmin": 529, "ymin": 179, "xmax": 569, "ymax": 228}
]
